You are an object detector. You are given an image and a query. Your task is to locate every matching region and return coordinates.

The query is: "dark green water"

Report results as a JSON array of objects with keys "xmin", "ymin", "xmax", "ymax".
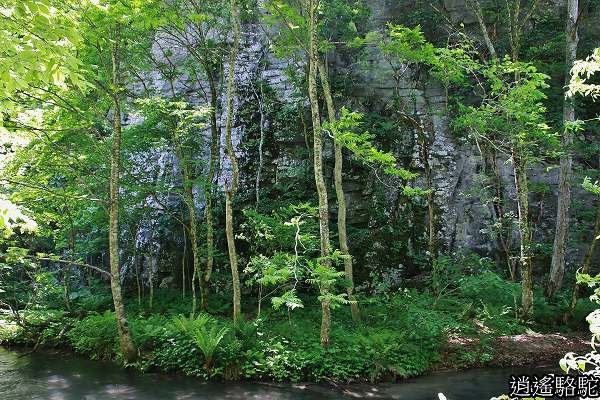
[{"xmin": 0, "ymin": 346, "xmax": 552, "ymax": 399}]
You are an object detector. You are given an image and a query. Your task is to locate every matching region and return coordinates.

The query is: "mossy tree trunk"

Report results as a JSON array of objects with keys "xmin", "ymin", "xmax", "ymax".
[
  {"xmin": 202, "ymin": 71, "xmax": 221, "ymax": 312},
  {"xmin": 512, "ymin": 148, "xmax": 533, "ymax": 319},
  {"xmin": 181, "ymin": 215, "xmax": 186, "ymax": 299},
  {"xmin": 317, "ymin": 61, "xmax": 360, "ymax": 324},
  {"xmin": 225, "ymin": 0, "xmax": 242, "ymax": 324},
  {"xmin": 486, "ymin": 150, "xmax": 517, "ymax": 280},
  {"xmin": 548, "ymin": 0, "xmax": 579, "ymax": 298},
  {"xmin": 414, "ymin": 115, "xmax": 436, "ymax": 262},
  {"xmin": 108, "ymin": 24, "xmax": 137, "ymax": 363},
  {"xmin": 173, "ymin": 129, "xmax": 202, "ymax": 317},
  {"xmin": 465, "ymin": 0, "xmax": 497, "ymax": 60},
  {"xmin": 306, "ymin": 0, "xmax": 332, "ymax": 347}
]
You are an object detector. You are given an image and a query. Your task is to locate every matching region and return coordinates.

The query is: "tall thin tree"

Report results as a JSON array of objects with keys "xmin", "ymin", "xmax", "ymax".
[
  {"xmin": 225, "ymin": 0, "xmax": 242, "ymax": 323},
  {"xmin": 317, "ymin": 61, "xmax": 360, "ymax": 323},
  {"xmin": 108, "ymin": 23, "xmax": 137, "ymax": 363},
  {"xmin": 547, "ymin": 0, "xmax": 580, "ymax": 297},
  {"xmin": 305, "ymin": 0, "xmax": 332, "ymax": 347}
]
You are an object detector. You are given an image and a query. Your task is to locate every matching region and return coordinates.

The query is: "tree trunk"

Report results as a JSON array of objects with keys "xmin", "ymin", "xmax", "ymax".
[
  {"xmin": 466, "ymin": 0, "xmax": 498, "ymax": 60},
  {"xmin": 547, "ymin": 0, "xmax": 579, "ymax": 298},
  {"xmin": 512, "ymin": 148, "xmax": 533, "ymax": 319},
  {"xmin": 185, "ymin": 183, "xmax": 201, "ymax": 317},
  {"xmin": 135, "ymin": 231, "xmax": 141, "ymax": 306},
  {"xmin": 108, "ymin": 24, "xmax": 137, "ymax": 363},
  {"xmin": 306, "ymin": 0, "xmax": 332, "ymax": 347},
  {"xmin": 481, "ymin": 148, "xmax": 517, "ymax": 280},
  {"xmin": 569, "ymin": 202, "xmax": 600, "ymax": 314},
  {"xmin": 64, "ymin": 214, "xmax": 74, "ymax": 311},
  {"xmin": 225, "ymin": 0, "xmax": 242, "ymax": 324},
  {"xmin": 416, "ymin": 117, "xmax": 436, "ymax": 262},
  {"xmin": 202, "ymin": 71, "xmax": 220, "ymax": 311},
  {"xmin": 317, "ymin": 61, "xmax": 360, "ymax": 323},
  {"xmin": 320, "ymin": 301, "xmax": 331, "ymax": 348},
  {"xmin": 507, "ymin": 0, "xmax": 521, "ymax": 62},
  {"xmin": 172, "ymin": 120, "xmax": 202, "ymax": 317},
  {"xmin": 148, "ymin": 253, "xmax": 154, "ymax": 310},
  {"xmin": 255, "ymin": 80, "xmax": 265, "ymax": 208},
  {"xmin": 225, "ymin": 192, "xmax": 241, "ymax": 322},
  {"xmin": 181, "ymin": 216, "xmax": 186, "ymax": 299}
]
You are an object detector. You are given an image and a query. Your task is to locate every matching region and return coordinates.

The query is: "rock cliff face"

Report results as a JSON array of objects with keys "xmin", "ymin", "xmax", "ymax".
[{"xmin": 129, "ymin": 0, "xmax": 594, "ymax": 284}]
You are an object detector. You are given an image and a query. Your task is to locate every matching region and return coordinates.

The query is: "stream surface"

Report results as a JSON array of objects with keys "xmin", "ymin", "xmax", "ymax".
[{"xmin": 0, "ymin": 346, "xmax": 553, "ymax": 399}]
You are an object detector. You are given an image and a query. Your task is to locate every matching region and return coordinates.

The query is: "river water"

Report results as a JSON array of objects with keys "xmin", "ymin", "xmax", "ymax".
[{"xmin": 0, "ymin": 346, "xmax": 553, "ymax": 399}]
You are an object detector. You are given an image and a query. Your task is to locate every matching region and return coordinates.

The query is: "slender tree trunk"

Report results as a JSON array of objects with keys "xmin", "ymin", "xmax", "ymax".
[
  {"xmin": 493, "ymin": 155, "xmax": 517, "ymax": 281},
  {"xmin": 191, "ymin": 255, "xmax": 197, "ymax": 315},
  {"xmin": 547, "ymin": 0, "xmax": 579, "ymax": 298},
  {"xmin": 466, "ymin": 0, "xmax": 498, "ymax": 59},
  {"xmin": 182, "ymin": 216, "xmax": 186, "ymax": 299},
  {"xmin": 569, "ymin": 203, "xmax": 600, "ymax": 313},
  {"xmin": 148, "ymin": 253, "xmax": 154, "ymax": 310},
  {"xmin": 255, "ymin": 80, "xmax": 265, "ymax": 208},
  {"xmin": 482, "ymin": 148, "xmax": 516, "ymax": 280},
  {"xmin": 298, "ymin": 102, "xmax": 312, "ymax": 159},
  {"xmin": 202, "ymin": 71, "xmax": 220, "ymax": 312},
  {"xmin": 257, "ymin": 284, "xmax": 263, "ymax": 319},
  {"xmin": 416, "ymin": 117, "xmax": 436, "ymax": 261},
  {"xmin": 307, "ymin": 1, "xmax": 330, "ymax": 265},
  {"xmin": 506, "ymin": 0, "xmax": 540, "ymax": 65},
  {"xmin": 225, "ymin": 193, "xmax": 241, "ymax": 321},
  {"xmin": 317, "ymin": 61, "xmax": 360, "ymax": 323},
  {"xmin": 62, "ymin": 267, "xmax": 71, "ymax": 311},
  {"xmin": 185, "ymin": 184, "xmax": 201, "ymax": 316},
  {"xmin": 225, "ymin": 0, "xmax": 242, "ymax": 324},
  {"xmin": 126, "ymin": 222, "xmax": 141, "ymax": 306},
  {"xmin": 306, "ymin": 0, "xmax": 332, "ymax": 347},
  {"xmin": 134, "ymin": 232, "xmax": 141, "ymax": 306},
  {"xmin": 108, "ymin": 24, "xmax": 137, "ymax": 363},
  {"xmin": 512, "ymin": 148, "xmax": 533, "ymax": 319},
  {"xmin": 173, "ymin": 129, "xmax": 202, "ymax": 317},
  {"xmin": 64, "ymin": 214, "xmax": 74, "ymax": 311},
  {"xmin": 424, "ymin": 144, "xmax": 435, "ymax": 260},
  {"xmin": 507, "ymin": 0, "xmax": 521, "ymax": 62}
]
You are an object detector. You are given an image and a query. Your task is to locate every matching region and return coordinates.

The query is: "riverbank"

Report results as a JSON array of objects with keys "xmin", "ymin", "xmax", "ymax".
[
  {"xmin": 437, "ymin": 332, "xmax": 590, "ymax": 370},
  {"xmin": 0, "ymin": 288, "xmax": 593, "ymax": 383},
  {"xmin": 0, "ymin": 346, "xmax": 556, "ymax": 399},
  {"xmin": 0, "ymin": 317, "xmax": 589, "ymax": 384}
]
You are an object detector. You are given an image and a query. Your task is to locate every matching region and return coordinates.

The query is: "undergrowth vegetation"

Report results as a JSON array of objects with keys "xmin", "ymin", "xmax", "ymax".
[{"xmin": 1, "ymin": 253, "xmax": 594, "ymax": 383}]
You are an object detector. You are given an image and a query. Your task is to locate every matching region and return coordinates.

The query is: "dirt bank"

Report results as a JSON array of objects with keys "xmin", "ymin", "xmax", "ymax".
[{"xmin": 438, "ymin": 332, "xmax": 591, "ymax": 369}]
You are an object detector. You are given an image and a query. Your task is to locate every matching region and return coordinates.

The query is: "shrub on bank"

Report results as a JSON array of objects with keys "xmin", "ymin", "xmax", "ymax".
[{"xmin": 66, "ymin": 311, "xmax": 118, "ymax": 360}]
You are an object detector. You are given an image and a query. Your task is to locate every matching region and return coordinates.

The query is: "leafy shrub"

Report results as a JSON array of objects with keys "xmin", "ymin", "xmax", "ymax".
[
  {"xmin": 39, "ymin": 316, "xmax": 74, "ymax": 347},
  {"xmin": 67, "ymin": 311, "xmax": 118, "ymax": 359},
  {"xmin": 0, "ymin": 323, "xmax": 22, "ymax": 344},
  {"xmin": 297, "ymin": 340, "xmax": 368, "ymax": 382},
  {"xmin": 244, "ymin": 336, "xmax": 302, "ymax": 381},
  {"xmin": 454, "ymin": 270, "xmax": 526, "ymax": 334},
  {"xmin": 130, "ymin": 315, "xmax": 169, "ymax": 351},
  {"xmin": 128, "ymin": 288, "xmax": 192, "ymax": 315},
  {"xmin": 31, "ymin": 272, "xmax": 65, "ymax": 309},
  {"xmin": 171, "ymin": 314, "xmax": 229, "ymax": 371},
  {"xmin": 430, "ymin": 253, "xmax": 496, "ymax": 300},
  {"xmin": 571, "ymin": 297, "xmax": 597, "ymax": 325},
  {"xmin": 151, "ymin": 328, "xmax": 204, "ymax": 376},
  {"xmin": 69, "ymin": 285, "xmax": 113, "ymax": 312},
  {"xmin": 457, "ymin": 271, "xmax": 520, "ymax": 307}
]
